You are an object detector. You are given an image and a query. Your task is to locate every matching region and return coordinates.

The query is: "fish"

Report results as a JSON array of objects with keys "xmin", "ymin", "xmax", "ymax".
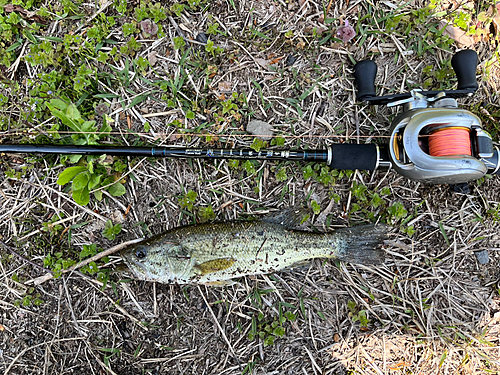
[{"xmin": 121, "ymin": 208, "xmax": 387, "ymax": 285}]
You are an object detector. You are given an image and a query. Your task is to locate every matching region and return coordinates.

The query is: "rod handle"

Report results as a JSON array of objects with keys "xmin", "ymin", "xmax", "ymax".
[
  {"xmin": 353, "ymin": 60, "xmax": 378, "ymax": 101},
  {"xmin": 328, "ymin": 144, "xmax": 379, "ymax": 170},
  {"xmin": 451, "ymin": 50, "xmax": 478, "ymax": 91}
]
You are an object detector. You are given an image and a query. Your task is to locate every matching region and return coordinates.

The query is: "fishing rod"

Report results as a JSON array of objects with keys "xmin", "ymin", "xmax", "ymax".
[{"xmin": 1, "ymin": 50, "xmax": 499, "ymax": 186}]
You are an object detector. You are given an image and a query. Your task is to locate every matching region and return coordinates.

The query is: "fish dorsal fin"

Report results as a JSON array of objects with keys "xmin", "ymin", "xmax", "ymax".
[
  {"xmin": 261, "ymin": 206, "xmax": 311, "ymax": 229},
  {"xmin": 194, "ymin": 258, "xmax": 236, "ymax": 275}
]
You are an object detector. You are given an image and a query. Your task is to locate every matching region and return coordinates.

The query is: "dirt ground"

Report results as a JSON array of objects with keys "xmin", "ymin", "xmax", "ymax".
[{"xmin": 1, "ymin": 0, "xmax": 500, "ymax": 374}]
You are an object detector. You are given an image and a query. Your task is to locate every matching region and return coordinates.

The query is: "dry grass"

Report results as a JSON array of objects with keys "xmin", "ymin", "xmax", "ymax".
[{"xmin": 1, "ymin": 0, "xmax": 500, "ymax": 374}]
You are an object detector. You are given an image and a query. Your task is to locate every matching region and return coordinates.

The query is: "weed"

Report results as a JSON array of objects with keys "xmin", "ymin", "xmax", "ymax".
[
  {"xmin": 102, "ymin": 220, "xmax": 122, "ymax": 241},
  {"xmin": 43, "ymin": 251, "xmax": 76, "ymax": 278},
  {"xmin": 197, "ymin": 205, "xmax": 216, "ymax": 223},
  {"xmin": 249, "ymin": 138, "xmax": 267, "ymax": 152},
  {"xmin": 347, "ymin": 300, "xmax": 370, "ymax": 327},
  {"xmin": 247, "ymin": 303, "xmax": 297, "ymax": 347},
  {"xmin": 377, "ymin": 2, "xmax": 454, "ymax": 57},
  {"xmin": 13, "ymin": 286, "xmax": 44, "ymax": 307},
  {"xmin": 178, "ymin": 190, "xmax": 198, "ymax": 211},
  {"xmin": 311, "ymin": 200, "xmax": 321, "ymax": 215},
  {"xmin": 41, "ymin": 213, "xmax": 65, "ymax": 235}
]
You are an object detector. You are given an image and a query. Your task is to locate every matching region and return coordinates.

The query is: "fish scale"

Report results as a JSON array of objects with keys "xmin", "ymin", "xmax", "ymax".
[{"xmin": 121, "ymin": 218, "xmax": 387, "ymax": 285}]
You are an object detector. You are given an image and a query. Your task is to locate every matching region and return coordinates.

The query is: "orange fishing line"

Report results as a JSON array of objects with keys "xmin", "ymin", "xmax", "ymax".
[{"xmin": 428, "ymin": 127, "xmax": 471, "ymax": 157}]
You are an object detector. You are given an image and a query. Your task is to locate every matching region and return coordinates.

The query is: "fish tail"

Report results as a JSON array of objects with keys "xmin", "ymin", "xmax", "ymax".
[{"xmin": 335, "ymin": 224, "xmax": 387, "ymax": 265}]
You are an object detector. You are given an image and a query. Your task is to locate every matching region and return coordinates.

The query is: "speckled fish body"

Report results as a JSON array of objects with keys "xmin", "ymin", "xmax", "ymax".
[{"xmin": 121, "ymin": 220, "xmax": 386, "ymax": 285}]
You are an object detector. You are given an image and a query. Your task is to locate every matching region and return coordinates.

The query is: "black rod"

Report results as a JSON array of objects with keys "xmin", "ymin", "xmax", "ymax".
[{"xmin": 0, "ymin": 144, "xmax": 329, "ymax": 163}]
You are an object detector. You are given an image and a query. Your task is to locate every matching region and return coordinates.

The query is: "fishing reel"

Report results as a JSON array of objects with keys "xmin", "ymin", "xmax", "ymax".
[{"xmin": 353, "ymin": 50, "xmax": 500, "ymax": 185}]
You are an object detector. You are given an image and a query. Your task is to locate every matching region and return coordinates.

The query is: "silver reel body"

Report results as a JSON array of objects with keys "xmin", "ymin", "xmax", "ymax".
[{"xmin": 388, "ymin": 93, "xmax": 497, "ymax": 184}]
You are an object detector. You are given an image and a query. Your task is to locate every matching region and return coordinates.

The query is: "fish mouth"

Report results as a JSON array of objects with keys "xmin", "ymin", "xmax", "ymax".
[{"xmin": 122, "ymin": 256, "xmax": 153, "ymax": 280}]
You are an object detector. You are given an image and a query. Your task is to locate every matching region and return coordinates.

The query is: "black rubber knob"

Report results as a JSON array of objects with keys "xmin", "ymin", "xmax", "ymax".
[
  {"xmin": 353, "ymin": 60, "xmax": 377, "ymax": 101},
  {"xmin": 451, "ymin": 50, "xmax": 478, "ymax": 91},
  {"xmin": 328, "ymin": 144, "xmax": 378, "ymax": 170}
]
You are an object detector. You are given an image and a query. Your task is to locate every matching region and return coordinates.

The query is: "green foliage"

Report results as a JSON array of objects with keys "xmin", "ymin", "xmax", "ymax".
[
  {"xmin": 387, "ymin": 202, "xmax": 408, "ymax": 224},
  {"xmin": 347, "ymin": 300, "xmax": 370, "ymax": 327},
  {"xmin": 170, "ymin": 3, "xmax": 185, "ymax": 16},
  {"xmin": 78, "ymin": 244, "xmax": 109, "ymax": 274},
  {"xmin": 122, "ymin": 22, "xmax": 137, "ymax": 37},
  {"xmin": 42, "ymin": 213, "xmax": 65, "ymax": 235},
  {"xmin": 103, "ymin": 220, "xmax": 122, "ymax": 240},
  {"xmin": 422, "ymin": 61, "xmax": 454, "ymax": 90},
  {"xmin": 80, "ymin": 243, "xmax": 98, "ymax": 259},
  {"xmin": 250, "ymin": 138, "xmax": 267, "ymax": 152},
  {"xmin": 243, "ymin": 160, "xmax": 256, "ymax": 175},
  {"xmin": 114, "ymin": 0, "xmax": 127, "ymax": 13},
  {"xmin": 134, "ymin": 1, "xmax": 168, "ymax": 22},
  {"xmin": 302, "ymin": 163, "xmax": 341, "ymax": 186},
  {"xmin": 47, "ymin": 99, "xmax": 109, "ymax": 145},
  {"xmin": 14, "ymin": 286, "xmax": 44, "ymax": 307},
  {"xmin": 47, "ymin": 99, "xmax": 127, "ymax": 205},
  {"xmin": 276, "ymin": 167, "xmax": 287, "ymax": 182},
  {"xmin": 44, "ymin": 251, "xmax": 76, "ymax": 278},
  {"xmin": 57, "ymin": 157, "xmax": 126, "ymax": 206},
  {"xmin": 87, "ymin": 14, "xmax": 115, "ymax": 42},
  {"xmin": 453, "ymin": 11, "xmax": 471, "ymax": 30},
  {"xmin": 205, "ymin": 40, "xmax": 224, "ymax": 57},
  {"xmin": 247, "ymin": 303, "xmax": 297, "ymax": 347},
  {"xmin": 178, "ymin": 190, "xmax": 197, "ymax": 211},
  {"xmin": 173, "ymin": 36, "xmax": 186, "ymax": 50},
  {"xmin": 382, "ymin": 4, "xmax": 454, "ymax": 56},
  {"xmin": 311, "ymin": 200, "xmax": 321, "ymax": 215},
  {"xmin": 207, "ymin": 22, "xmax": 219, "ymax": 35},
  {"xmin": 197, "ymin": 205, "xmax": 216, "ymax": 223},
  {"xmin": 270, "ymin": 137, "xmax": 285, "ymax": 147}
]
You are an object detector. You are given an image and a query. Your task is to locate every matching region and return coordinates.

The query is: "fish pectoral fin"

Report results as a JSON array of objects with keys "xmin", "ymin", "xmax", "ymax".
[
  {"xmin": 194, "ymin": 258, "xmax": 236, "ymax": 275},
  {"xmin": 203, "ymin": 280, "xmax": 238, "ymax": 287}
]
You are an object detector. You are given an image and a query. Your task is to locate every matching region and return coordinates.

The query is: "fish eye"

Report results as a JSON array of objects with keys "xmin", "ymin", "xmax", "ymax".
[{"xmin": 135, "ymin": 247, "xmax": 147, "ymax": 259}]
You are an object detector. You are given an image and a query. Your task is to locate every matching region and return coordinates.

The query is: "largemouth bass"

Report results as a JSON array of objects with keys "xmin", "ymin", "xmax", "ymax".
[{"xmin": 121, "ymin": 211, "xmax": 387, "ymax": 285}]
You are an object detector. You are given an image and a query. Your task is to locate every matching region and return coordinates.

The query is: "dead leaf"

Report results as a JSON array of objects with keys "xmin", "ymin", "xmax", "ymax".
[
  {"xmin": 4, "ymin": 4, "xmax": 48, "ymax": 24},
  {"xmin": 439, "ymin": 20, "xmax": 475, "ymax": 47},
  {"xmin": 255, "ymin": 58, "xmax": 269, "ymax": 68},
  {"xmin": 147, "ymin": 51, "xmax": 158, "ymax": 66},
  {"xmin": 218, "ymin": 81, "xmax": 232, "ymax": 92}
]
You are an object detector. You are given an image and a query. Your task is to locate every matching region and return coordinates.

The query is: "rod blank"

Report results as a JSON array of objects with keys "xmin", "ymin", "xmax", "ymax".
[{"xmin": 0, "ymin": 144, "xmax": 329, "ymax": 163}]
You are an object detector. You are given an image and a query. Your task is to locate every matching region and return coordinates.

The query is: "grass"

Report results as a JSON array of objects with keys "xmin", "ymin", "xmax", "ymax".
[{"xmin": 1, "ymin": 0, "xmax": 500, "ymax": 374}]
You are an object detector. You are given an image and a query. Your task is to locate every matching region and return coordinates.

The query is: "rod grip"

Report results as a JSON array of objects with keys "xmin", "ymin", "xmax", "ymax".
[
  {"xmin": 451, "ymin": 50, "xmax": 478, "ymax": 91},
  {"xmin": 328, "ymin": 144, "xmax": 378, "ymax": 170},
  {"xmin": 353, "ymin": 60, "xmax": 378, "ymax": 101}
]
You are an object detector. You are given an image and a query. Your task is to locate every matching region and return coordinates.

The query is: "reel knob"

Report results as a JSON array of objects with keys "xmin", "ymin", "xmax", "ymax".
[
  {"xmin": 451, "ymin": 50, "xmax": 478, "ymax": 91},
  {"xmin": 353, "ymin": 60, "xmax": 377, "ymax": 101}
]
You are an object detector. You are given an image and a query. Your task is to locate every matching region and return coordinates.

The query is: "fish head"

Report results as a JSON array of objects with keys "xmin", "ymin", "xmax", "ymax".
[{"xmin": 120, "ymin": 240, "xmax": 190, "ymax": 283}]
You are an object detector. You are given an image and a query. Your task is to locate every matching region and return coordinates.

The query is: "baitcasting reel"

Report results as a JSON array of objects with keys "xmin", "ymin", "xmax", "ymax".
[{"xmin": 353, "ymin": 50, "xmax": 500, "ymax": 185}]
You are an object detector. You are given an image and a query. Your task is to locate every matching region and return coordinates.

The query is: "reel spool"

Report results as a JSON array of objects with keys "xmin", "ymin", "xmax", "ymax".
[{"xmin": 427, "ymin": 127, "xmax": 472, "ymax": 157}]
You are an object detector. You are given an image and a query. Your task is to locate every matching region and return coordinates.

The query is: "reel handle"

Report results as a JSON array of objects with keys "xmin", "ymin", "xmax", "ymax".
[
  {"xmin": 451, "ymin": 50, "xmax": 478, "ymax": 91},
  {"xmin": 353, "ymin": 60, "xmax": 377, "ymax": 101}
]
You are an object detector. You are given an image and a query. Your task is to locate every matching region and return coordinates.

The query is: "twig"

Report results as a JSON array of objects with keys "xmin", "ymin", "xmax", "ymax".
[
  {"xmin": 4, "ymin": 337, "xmax": 86, "ymax": 375},
  {"xmin": 0, "ymin": 240, "xmax": 52, "ymax": 273},
  {"xmin": 26, "ymin": 238, "xmax": 143, "ymax": 285},
  {"xmin": 197, "ymin": 285, "xmax": 241, "ymax": 370}
]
